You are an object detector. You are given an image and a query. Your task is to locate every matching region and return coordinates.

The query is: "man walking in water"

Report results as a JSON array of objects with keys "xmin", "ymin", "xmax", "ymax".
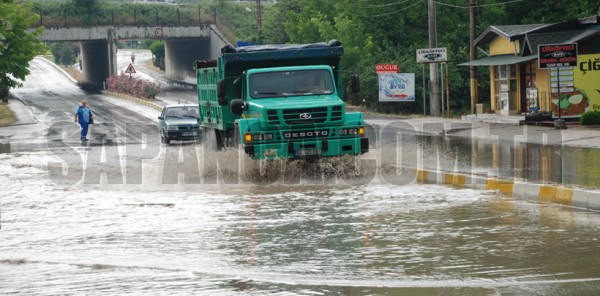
[{"xmin": 74, "ymin": 99, "xmax": 93, "ymax": 141}]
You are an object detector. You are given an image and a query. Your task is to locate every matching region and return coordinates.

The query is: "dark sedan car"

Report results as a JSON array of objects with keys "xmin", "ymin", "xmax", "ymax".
[{"xmin": 158, "ymin": 104, "xmax": 202, "ymax": 144}]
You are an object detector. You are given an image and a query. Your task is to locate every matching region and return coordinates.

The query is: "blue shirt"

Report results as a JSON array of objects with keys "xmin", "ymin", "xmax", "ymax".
[{"xmin": 76, "ymin": 106, "xmax": 92, "ymax": 123}]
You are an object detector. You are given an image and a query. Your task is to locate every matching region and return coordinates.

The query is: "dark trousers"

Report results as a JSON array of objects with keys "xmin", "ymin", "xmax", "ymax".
[{"xmin": 80, "ymin": 121, "xmax": 89, "ymax": 140}]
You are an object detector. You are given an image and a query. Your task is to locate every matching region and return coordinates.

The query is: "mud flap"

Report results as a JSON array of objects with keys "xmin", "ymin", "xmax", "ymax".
[{"xmin": 360, "ymin": 138, "xmax": 369, "ymax": 154}]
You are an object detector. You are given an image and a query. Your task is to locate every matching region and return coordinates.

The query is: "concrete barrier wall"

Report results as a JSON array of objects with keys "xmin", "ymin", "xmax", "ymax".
[
  {"xmin": 81, "ymin": 41, "xmax": 112, "ymax": 87},
  {"xmin": 102, "ymin": 91, "xmax": 163, "ymax": 112},
  {"xmin": 165, "ymin": 38, "xmax": 211, "ymax": 84}
]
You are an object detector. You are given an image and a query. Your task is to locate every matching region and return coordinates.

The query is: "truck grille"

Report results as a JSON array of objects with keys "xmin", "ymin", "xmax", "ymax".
[
  {"xmin": 283, "ymin": 107, "xmax": 328, "ymax": 125},
  {"xmin": 267, "ymin": 110, "xmax": 279, "ymax": 125},
  {"xmin": 267, "ymin": 106, "xmax": 343, "ymax": 125},
  {"xmin": 331, "ymin": 106, "xmax": 342, "ymax": 121}
]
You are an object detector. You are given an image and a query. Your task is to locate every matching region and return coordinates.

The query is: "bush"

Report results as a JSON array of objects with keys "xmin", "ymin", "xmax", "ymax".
[
  {"xmin": 106, "ymin": 74, "xmax": 161, "ymax": 99},
  {"xmin": 150, "ymin": 41, "xmax": 165, "ymax": 70},
  {"xmin": 580, "ymin": 110, "xmax": 600, "ymax": 125},
  {"xmin": 50, "ymin": 42, "xmax": 76, "ymax": 66}
]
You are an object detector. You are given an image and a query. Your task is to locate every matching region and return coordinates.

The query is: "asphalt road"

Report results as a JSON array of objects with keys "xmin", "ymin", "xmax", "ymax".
[{"xmin": 8, "ymin": 57, "xmax": 161, "ymax": 150}]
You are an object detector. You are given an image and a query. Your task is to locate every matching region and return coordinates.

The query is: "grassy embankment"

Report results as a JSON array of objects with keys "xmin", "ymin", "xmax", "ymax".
[
  {"xmin": 44, "ymin": 54, "xmax": 84, "ymax": 82},
  {"xmin": 0, "ymin": 103, "xmax": 17, "ymax": 126}
]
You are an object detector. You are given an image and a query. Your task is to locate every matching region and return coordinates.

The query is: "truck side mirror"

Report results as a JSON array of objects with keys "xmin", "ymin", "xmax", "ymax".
[
  {"xmin": 351, "ymin": 74, "xmax": 360, "ymax": 94},
  {"xmin": 217, "ymin": 79, "xmax": 227, "ymax": 105},
  {"xmin": 230, "ymin": 99, "xmax": 247, "ymax": 115}
]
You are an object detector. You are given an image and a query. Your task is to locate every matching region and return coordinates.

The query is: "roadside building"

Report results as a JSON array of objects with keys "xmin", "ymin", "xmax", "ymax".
[{"xmin": 461, "ymin": 15, "xmax": 600, "ymax": 119}]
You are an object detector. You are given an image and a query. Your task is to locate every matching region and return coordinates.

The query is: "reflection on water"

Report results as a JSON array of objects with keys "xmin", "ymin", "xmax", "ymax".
[{"xmin": 419, "ymin": 135, "xmax": 600, "ymax": 188}]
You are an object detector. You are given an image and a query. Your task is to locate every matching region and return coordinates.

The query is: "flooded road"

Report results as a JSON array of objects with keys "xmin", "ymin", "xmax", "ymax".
[
  {"xmin": 2, "ymin": 149, "xmax": 600, "ymax": 295},
  {"xmin": 2, "ymin": 57, "xmax": 600, "ymax": 295}
]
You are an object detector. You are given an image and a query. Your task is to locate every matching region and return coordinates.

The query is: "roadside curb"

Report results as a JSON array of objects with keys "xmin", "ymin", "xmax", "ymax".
[
  {"xmin": 37, "ymin": 56, "xmax": 78, "ymax": 84},
  {"xmin": 413, "ymin": 168, "xmax": 600, "ymax": 212},
  {"xmin": 102, "ymin": 91, "xmax": 164, "ymax": 112},
  {"xmin": 2, "ymin": 96, "xmax": 38, "ymax": 126}
]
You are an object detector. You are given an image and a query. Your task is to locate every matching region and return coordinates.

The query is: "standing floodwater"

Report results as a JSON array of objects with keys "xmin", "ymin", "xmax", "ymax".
[{"xmin": 2, "ymin": 149, "xmax": 600, "ymax": 295}]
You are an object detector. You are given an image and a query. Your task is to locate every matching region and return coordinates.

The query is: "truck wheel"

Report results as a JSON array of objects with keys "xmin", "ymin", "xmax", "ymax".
[
  {"xmin": 215, "ymin": 129, "xmax": 225, "ymax": 150},
  {"xmin": 232, "ymin": 124, "xmax": 240, "ymax": 148},
  {"xmin": 203, "ymin": 127, "xmax": 220, "ymax": 151}
]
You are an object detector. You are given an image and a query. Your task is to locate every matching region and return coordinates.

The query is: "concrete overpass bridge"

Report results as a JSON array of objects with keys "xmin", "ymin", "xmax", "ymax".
[{"xmin": 41, "ymin": 25, "xmax": 229, "ymax": 88}]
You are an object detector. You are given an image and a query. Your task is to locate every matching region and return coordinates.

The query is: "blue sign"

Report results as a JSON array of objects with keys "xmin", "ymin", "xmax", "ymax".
[
  {"xmin": 236, "ymin": 41, "xmax": 256, "ymax": 47},
  {"xmin": 378, "ymin": 73, "xmax": 415, "ymax": 102}
]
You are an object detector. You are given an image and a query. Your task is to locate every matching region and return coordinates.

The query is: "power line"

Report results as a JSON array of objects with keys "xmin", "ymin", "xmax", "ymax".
[
  {"xmin": 358, "ymin": 0, "xmax": 416, "ymax": 9},
  {"xmin": 356, "ymin": 0, "xmax": 424, "ymax": 18},
  {"xmin": 434, "ymin": 0, "xmax": 524, "ymax": 9}
]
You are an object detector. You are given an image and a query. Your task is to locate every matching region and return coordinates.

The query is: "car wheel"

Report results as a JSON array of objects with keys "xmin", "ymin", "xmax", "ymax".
[{"xmin": 161, "ymin": 130, "xmax": 170, "ymax": 145}]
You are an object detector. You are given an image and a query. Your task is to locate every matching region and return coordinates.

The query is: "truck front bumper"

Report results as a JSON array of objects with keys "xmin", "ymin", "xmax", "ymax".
[{"xmin": 243, "ymin": 137, "xmax": 369, "ymax": 159}]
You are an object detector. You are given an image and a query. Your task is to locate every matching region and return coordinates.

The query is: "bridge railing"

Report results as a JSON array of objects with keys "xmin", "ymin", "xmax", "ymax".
[{"xmin": 33, "ymin": 3, "xmax": 215, "ymax": 28}]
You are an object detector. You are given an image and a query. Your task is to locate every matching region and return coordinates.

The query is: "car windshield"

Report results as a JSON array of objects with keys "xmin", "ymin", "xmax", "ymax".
[
  {"xmin": 165, "ymin": 106, "xmax": 199, "ymax": 119},
  {"xmin": 249, "ymin": 69, "xmax": 335, "ymax": 99}
]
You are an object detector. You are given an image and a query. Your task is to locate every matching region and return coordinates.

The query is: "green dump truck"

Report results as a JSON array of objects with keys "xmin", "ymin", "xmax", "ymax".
[{"xmin": 195, "ymin": 40, "xmax": 368, "ymax": 160}]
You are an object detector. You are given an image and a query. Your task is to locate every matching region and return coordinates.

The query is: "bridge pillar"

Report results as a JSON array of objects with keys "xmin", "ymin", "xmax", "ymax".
[
  {"xmin": 165, "ymin": 38, "xmax": 212, "ymax": 84},
  {"xmin": 80, "ymin": 40, "xmax": 117, "ymax": 89}
]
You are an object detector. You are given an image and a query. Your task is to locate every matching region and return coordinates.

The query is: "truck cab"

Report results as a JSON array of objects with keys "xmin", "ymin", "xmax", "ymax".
[{"xmin": 196, "ymin": 40, "xmax": 368, "ymax": 160}]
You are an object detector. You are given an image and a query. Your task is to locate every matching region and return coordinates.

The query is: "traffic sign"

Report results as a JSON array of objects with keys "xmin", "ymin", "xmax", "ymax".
[
  {"xmin": 416, "ymin": 48, "xmax": 448, "ymax": 63},
  {"xmin": 125, "ymin": 63, "xmax": 136, "ymax": 74}
]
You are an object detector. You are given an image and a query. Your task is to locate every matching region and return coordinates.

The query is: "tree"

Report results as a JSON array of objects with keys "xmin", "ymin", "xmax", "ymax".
[
  {"xmin": 150, "ymin": 41, "xmax": 165, "ymax": 71},
  {"xmin": 50, "ymin": 42, "xmax": 76, "ymax": 66},
  {"xmin": 0, "ymin": 0, "xmax": 46, "ymax": 103},
  {"xmin": 71, "ymin": 0, "xmax": 98, "ymax": 10},
  {"xmin": 70, "ymin": 0, "xmax": 99, "ymax": 26},
  {"xmin": 259, "ymin": 0, "xmax": 600, "ymax": 115}
]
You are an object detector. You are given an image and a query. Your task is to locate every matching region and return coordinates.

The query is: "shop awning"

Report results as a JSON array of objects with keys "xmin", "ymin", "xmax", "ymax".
[{"xmin": 458, "ymin": 54, "xmax": 537, "ymax": 66}]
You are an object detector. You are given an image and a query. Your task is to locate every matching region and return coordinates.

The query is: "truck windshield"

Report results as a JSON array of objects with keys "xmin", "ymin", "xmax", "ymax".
[{"xmin": 249, "ymin": 69, "xmax": 335, "ymax": 99}]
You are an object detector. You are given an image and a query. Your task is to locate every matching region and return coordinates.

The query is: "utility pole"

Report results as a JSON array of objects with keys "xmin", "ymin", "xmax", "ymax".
[
  {"xmin": 469, "ymin": 0, "xmax": 478, "ymax": 114},
  {"xmin": 428, "ymin": 0, "xmax": 441, "ymax": 117}
]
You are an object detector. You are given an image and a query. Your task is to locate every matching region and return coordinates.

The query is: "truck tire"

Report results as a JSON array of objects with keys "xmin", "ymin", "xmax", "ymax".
[
  {"xmin": 203, "ymin": 127, "xmax": 223, "ymax": 151},
  {"xmin": 232, "ymin": 124, "xmax": 240, "ymax": 148}
]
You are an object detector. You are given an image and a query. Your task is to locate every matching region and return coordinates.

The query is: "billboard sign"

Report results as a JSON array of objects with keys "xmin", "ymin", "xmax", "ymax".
[
  {"xmin": 416, "ymin": 48, "xmax": 448, "ymax": 63},
  {"xmin": 376, "ymin": 64, "xmax": 399, "ymax": 74},
  {"xmin": 378, "ymin": 73, "xmax": 415, "ymax": 102},
  {"xmin": 538, "ymin": 43, "xmax": 578, "ymax": 69}
]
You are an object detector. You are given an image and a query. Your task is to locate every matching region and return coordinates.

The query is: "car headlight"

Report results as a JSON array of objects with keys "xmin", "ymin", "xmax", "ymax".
[{"xmin": 167, "ymin": 126, "xmax": 178, "ymax": 131}]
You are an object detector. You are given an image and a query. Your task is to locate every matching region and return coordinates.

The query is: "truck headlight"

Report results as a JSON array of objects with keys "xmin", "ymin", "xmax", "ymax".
[
  {"xmin": 348, "ymin": 128, "xmax": 358, "ymax": 135},
  {"xmin": 252, "ymin": 133, "xmax": 273, "ymax": 141},
  {"xmin": 244, "ymin": 133, "xmax": 253, "ymax": 143},
  {"xmin": 339, "ymin": 129, "xmax": 348, "ymax": 135},
  {"xmin": 359, "ymin": 127, "xmax": 365, "ymax": 136}
]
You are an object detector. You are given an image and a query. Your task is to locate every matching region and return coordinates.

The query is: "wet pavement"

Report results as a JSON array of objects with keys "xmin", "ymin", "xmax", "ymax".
[{"xmin": 2, "ymin": 54, "xmax": 600, "ymax": 295}]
